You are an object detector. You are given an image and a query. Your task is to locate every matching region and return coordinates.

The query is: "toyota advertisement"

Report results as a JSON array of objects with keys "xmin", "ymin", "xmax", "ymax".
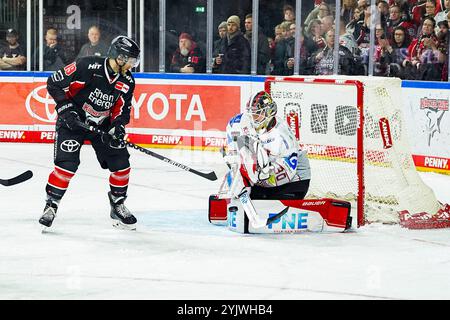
[
  {"xmin": 0, "ymin": 75, "xmax": 448, "ymax": 174},
  {"xmin": 0, "ymin": 75, "xmax": 256, "ymax": 150}
]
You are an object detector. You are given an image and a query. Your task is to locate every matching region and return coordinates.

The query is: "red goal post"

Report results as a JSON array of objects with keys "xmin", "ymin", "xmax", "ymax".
[
  {"xmin": 265, "ymin": 75, "xmax": 444, "ymax": 228},
  {"xmin": 265, "ymin": 76, "xmax": 365, "ymax": 227}
]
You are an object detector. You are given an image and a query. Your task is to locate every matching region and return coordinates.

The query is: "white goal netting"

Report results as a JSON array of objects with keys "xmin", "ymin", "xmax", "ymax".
[{"xmin": 267, "ymin": 76, "xmax": 442, "ymax": 226}]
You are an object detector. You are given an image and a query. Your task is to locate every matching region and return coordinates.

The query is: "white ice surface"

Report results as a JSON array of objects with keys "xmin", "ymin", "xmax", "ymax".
[{"xmin": 0, "ymin": 143, "xmax": 450, "ymax": 300}]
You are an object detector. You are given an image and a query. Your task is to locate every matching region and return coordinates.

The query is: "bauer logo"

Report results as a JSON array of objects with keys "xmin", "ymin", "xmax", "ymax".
[
  {"xmin": 267, "ymin": 212, "xmax": 308, "ymax": 230},
  {"xmin": 25, "ymin": 85, "xmax": 57, "ymax": 123}
]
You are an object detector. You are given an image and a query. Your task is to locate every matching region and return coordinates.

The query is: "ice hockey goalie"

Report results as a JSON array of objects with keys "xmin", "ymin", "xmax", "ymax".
[{"xmin": 208, "ymin": 91, "xmax": 352, "ymax": 234}]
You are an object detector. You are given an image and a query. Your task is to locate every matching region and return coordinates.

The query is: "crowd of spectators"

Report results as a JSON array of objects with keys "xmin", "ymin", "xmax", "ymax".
[
  {"xmin": 207, "ymin": 0, "xmax": 450, "ymax": 81},
  {"xmin": 0, "ymin": 24, "xmax": 109, "ymax": 71},
  {"xmin": 1, "ymin": 1, "xmax": 450, "ymax": 81}
]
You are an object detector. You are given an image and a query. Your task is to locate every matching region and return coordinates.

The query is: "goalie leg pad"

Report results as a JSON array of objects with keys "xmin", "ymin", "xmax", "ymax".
[
  {"xmin": 208, "ymin": 195, "xmax": 229, "ymax": 226},
  {"xmin": 226, "ymin": 198, "xmax": 352, "ymax": 234}
]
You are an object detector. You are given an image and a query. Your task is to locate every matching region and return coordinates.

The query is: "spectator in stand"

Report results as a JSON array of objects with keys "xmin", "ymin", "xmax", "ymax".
[
  {"xmin": 282, "ymin": 5, "xmax": 295, "ymax": 24},
  {"xmin": 272, "ymin": 21, "xmax": 293, "ymax": 75},
  {"xmin": 279, "ymin": 22, "xmax": 298, "ymax": 76},
  {"xmin": 283, "ymin": 25, "xmax": 316, "ymax": 75},
  {"xmin": 170, "ymin": 32, "xmax": 205, "ymax": 73},
  {"xmin": 386, "ymin": 4, "xmax": 417, "ymax": 40},
  {"xmin": 411, "ymin": 0, "xmax": 438, "ymax": 28},
  {"xmin": 377, "ymin": 0, "xmax": 390, "ymax": 25},
  {"xmin": 213, "ymin": 21, "xmax": 227, "ymax": 62},
  {"xmin": 274, "ymin": 24, "xmax": 283, "ymax": 43},
  {"xmin": 43, "ymin": 28, "xmax": 68, "ymax": 71},
  {"xmin": 213, "ymin": 15, "xmax": 251, "ymax": 74},
  {"xmin": 342, "ymin": 0, "xmax": 358, "ymax": 25},
  {"xmin": 425, "ymin": 0, "xmax": 438, "ymax": 19},
  {"xmin": 436, "ymin": 19, "xmax": 449, "ymax": 80},
  {"xmin": 357, "ymin": 0, "xmax": 369, "ymax": 10},
  {"xmin": 269, "ymin": 25, "xmax": 283, "ymax": 74},
  {"xmin": 305, "ymin": 2, "xmax": 332, "ymax": 28},
  {"xmin": 434, "ymin": 0, "xmax": 450, "ymax": 32},
  {"xmin": 280, "ymin": 21, "xmax": 292, "ymax": 39},
  {"xmin": 339, "ymin": 19, "xmax": 359, "ymax": 56},
  {"xmin": 387, "ymin": 25, "xmax": 412, "ymax": 78},
  {"xmin": 346, "ymin": 5, "xmax": 364, "ymax": 35},
  {"xmin": 0, "ymin": 29, "xmax": 26, "ymax": 70},
  {"xmin": 244, "ymin": 13, "xmax": 270, "ymax": 75},
  {"xmin": 267, "ymin": 36, "xmax": 276, "ymax": 73},
  {"xmin": 373, "ymin": 23, "xmax": 392, "ymax": 76},
  {"xmin": 77, "ymin": 26, "xmax": 108, "ymax": 59},
  {"xmin": 437, "ymin": 18, "xmax": 449, "ymax": 38},
  {"xmin": 403, "ymin": 17, "xmax": 445, "ymax": 80},
  {"xmin": 305, "ymin": 19, "xmax": 326, "ymax": 50},
  {"xmin": 282, "ymin": 23, "xmax": 296, "ymax": 76},
  {"xmin": 217, "ymin": 21, "xmax": 228, "ymax": 40},
  {"xmin": 353, "ymin": 4, "xmax": 375, "ymax": 66},
  {"xmin": 308, "ymin": 28, "xmax": 355, "ymax": 75},
  {"xmin": 320, "ymin": 15, "xmax": 335, "ymax": 36}
]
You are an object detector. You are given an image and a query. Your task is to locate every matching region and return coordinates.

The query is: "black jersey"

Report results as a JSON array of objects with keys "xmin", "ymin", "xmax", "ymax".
[{"xmin": 47, "ymin": 56, "xmax": 135, "ymax": 126}]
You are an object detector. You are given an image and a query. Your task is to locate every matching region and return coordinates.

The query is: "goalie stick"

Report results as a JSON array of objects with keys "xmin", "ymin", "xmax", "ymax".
[
  {"xmin": 0, "ymin": 170, "xmax": 33, "ymax": 186},
  {"xmin": 76, "ymin": 121, "xmax": 217, "ymax": 181}
]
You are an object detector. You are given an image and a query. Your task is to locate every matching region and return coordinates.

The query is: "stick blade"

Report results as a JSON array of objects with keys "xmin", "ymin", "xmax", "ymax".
[
  {"xmin": 0, "ymin": 170, "xmax": 33, "ymax": 186},
  {"xmin": 201, "ymin": 171, "xmax": 218, "ymax": 181},
  {"xmin": 266, "ymin": 206, "xmax": 290, "ymax": 225}
]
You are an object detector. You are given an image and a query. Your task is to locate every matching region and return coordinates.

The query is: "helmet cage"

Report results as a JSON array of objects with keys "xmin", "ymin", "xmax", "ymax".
[{"xmin": 247, "ymin": 92, "xmax": 277, "ymax": 130}]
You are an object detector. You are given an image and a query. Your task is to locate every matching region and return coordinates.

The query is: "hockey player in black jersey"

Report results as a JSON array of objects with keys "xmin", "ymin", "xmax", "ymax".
[{"xmin": 39, "ymin": 36, "xmax": 140, "ymax": 230}]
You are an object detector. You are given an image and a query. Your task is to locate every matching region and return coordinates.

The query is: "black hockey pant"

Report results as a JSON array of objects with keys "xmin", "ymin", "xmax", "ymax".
[{"xmin": 46, "ymin": 121, "xmax": 130, "ymax": 201}]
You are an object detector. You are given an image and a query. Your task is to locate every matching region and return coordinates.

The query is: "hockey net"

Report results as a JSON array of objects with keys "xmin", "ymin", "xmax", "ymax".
[{"xmin": 265, "ymin": 76, "xmax": 442, "ymax": 227}]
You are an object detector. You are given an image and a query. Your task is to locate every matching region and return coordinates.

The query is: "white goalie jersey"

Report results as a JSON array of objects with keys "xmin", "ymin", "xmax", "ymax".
[{"xmin": 225, "ymin": 113, "xmax": 310, "ymax": 188}]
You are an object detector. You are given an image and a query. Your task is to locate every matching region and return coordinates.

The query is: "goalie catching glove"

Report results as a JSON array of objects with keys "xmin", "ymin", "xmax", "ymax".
[{"xmin": 237, "ymin": 137, "xmax": 273, "ymax": 184}]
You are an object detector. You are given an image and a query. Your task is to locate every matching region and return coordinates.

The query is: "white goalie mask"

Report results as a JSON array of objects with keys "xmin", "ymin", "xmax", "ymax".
[{"xmin": 246, "ymin": 91, "xmax": 277, "ymax": 131}]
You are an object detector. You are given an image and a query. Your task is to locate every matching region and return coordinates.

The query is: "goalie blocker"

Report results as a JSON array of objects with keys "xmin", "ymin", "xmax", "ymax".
[{"xmin": 209, "ymin": 195, "xmax": 352, "ymax": 233}]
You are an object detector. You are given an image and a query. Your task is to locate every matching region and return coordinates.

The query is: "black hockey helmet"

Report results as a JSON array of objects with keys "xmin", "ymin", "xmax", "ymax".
[{"xmin": 107, "ymin": 35, "xmax": 141, "ymax": 67}]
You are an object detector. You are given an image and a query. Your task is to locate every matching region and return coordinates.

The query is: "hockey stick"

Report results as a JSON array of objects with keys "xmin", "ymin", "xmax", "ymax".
[
  {"xmin": 76, "ymin": 121, "xmax": 217, "ymax": 181},
  {"xmin": 0, "ymin": 170, "xmax": 33, "ymax": 186},
  {"xmin": 222, "ymin": 147, "xmax": 289, "ymax": 227}
]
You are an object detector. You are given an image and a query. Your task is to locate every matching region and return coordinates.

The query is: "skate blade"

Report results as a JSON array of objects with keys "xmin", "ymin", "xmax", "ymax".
[
  {"xmin": 112, "ymin": 220, "xmax": 136, "ymax": 231},
  {"xmin": 39, "ymin": 220, "xmax": 53, "ymax": 233},
  {"xmin": 40, "ymin": 225, "xmax": 52, "ymax": 233}
]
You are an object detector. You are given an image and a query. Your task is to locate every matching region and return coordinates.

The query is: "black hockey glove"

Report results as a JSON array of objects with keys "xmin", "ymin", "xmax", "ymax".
[
  {"xmin": 104, "ymin": 121, "xmax": 126, "ymax": 149},
  {"xmin": 57, "ymin": 101, "xmax": 81, "ymax": 131}
]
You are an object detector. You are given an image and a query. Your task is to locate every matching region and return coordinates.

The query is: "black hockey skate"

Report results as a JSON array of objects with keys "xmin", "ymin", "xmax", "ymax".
[
  {"xmin": 39, "ymin": 199, "xmax": 58, "ymax": 228},
  {"xmin": 108, "ymin": 192, "xmax": 137, "ymax": 230}
]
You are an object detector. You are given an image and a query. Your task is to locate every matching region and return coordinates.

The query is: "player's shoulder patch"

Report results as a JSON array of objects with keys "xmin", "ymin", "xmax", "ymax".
[
  {"xmin": 115, "ymin": 81, "xmax": 130, "ymax": 94},
  {"xmin": 228, "ymin": 113, "xmax": 243, "ymax": 126},
  {"xmin": 63, "ymin": 61, "xmax": 77, "ymax": 76}
]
